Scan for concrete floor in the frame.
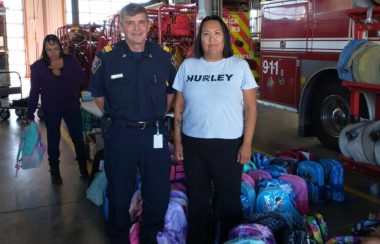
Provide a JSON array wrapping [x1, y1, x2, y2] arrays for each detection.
[[0, 104, 379, 244]]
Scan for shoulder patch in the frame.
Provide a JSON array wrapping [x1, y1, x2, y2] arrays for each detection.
[[91, 56, 102, 74], [103, 45, 112, 53]]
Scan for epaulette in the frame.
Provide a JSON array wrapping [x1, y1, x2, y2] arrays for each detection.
[[162, 45, 170, 53], [102, 45, 113, 53]]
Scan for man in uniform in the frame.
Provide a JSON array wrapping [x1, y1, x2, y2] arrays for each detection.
[[89, 3, 176, 243]]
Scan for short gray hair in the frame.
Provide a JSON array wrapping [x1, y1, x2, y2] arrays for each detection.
[[119, 3, 148, 20]]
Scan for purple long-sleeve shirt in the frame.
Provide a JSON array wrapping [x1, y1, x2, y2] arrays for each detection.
[[27, 55, 85, 120]]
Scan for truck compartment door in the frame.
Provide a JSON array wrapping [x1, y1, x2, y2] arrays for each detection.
[[260, 56, 299, 107]]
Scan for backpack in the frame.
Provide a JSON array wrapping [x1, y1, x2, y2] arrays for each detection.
[[278, 174, 309, 215], [241, 182, 256, 220], [263, 164, 288, 178], [228, 223, 276, 244], [249, 212, 290, 238], [256, 179, 304, 227], [352, 219, 380, 236], [170, 162, 186, 182], [242, 173, 255, 188], [251, 153, 270, 169], [270, 157, 298, 174], [305, 213, 329, 243], [297, 161, 325, 204], [171, 14, 192, 36], [328, 235, 361, 244], [16, 121, 46, 175], [247, 169, 272, 185], [86, 170, 107, 206], [129, 222, 141, 244], [224, 237, 265, 243], [157, 199, 187, 244], [281, 230, 311, 244], [319, 159, 345, 202], [276, 147, 314, 162], [243, 160, 257, 173]]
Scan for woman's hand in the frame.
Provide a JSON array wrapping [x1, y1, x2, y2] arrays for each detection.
[[237, 144, 251, 164], [174, 142, 184, 162]]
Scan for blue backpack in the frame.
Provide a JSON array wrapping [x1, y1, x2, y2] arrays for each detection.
[[256, 179, 304, 227], [319, 159, 345, 202], [16, 121, 46, 175], [263, 164, 288, 178], [243, 160, 258, 173], [241, 182, 256, 219], [297, 161, 325, 204], [251, 153, 270, 169]]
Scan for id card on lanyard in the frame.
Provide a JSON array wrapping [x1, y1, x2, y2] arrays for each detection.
[[153, 121, 163, 149]]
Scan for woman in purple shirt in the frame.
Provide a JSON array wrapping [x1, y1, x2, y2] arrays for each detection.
[[27, 34, 88, 185]]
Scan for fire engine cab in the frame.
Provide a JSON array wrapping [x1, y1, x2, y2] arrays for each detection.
[[256, 0, 380, 149]]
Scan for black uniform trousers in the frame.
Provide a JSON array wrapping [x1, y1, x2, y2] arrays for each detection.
[[43, 107, 86, 169], [104, 122, 171, 244], [182, 134, 243, 244]]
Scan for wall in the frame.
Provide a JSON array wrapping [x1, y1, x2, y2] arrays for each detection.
[[24, 0, 64, 77]]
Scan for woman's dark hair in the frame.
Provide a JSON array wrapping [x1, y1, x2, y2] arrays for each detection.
[[41, 34, 65, 65], [194, 15, 233, 59]]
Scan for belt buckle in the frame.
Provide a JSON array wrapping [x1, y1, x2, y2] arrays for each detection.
[[138, 121, 146, 130]]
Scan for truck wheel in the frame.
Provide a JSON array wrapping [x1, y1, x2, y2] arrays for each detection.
[[0, 109, 10, 120], [312, 81, 350, 150]]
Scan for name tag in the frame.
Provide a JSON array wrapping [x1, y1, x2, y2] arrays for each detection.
[[110, 73, 123, 79]]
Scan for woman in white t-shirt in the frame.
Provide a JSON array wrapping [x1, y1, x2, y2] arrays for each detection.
[[173, 15, 258, 243]]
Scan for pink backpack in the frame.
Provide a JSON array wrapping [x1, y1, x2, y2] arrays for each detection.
[[279, 174, 309, 215], [242, 173, 255, 188], [129, 222, 141, 244], [248, 170, 272, 185], [170, 163, 185, 182]]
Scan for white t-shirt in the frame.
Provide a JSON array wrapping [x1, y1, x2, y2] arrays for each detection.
[[173, 56, 258, 139]]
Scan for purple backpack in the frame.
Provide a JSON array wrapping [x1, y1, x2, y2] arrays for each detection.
[[228, 223, 276, 244], [279, 174, 309, 215], [157, 191, 188, 244]]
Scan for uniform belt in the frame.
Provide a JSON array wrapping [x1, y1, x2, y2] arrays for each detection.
[[125, 118, 164, 130]]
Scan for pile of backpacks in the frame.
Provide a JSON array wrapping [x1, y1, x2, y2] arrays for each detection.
[[231, 147, 347, 243], [87, 145, 380, 243]]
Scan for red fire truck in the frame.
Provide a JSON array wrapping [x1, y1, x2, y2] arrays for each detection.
[[255, 0, 380, 149]]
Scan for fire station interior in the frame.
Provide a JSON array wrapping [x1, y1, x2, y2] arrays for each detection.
[[1, 0, 380, 243]]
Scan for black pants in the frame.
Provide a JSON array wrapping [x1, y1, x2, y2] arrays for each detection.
[[104, 122, 170, 244], [43, 108, 86, 170], [182, 134, 243, 244]]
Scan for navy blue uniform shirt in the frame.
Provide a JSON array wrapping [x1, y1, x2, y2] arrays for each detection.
[[89, 41, 176, 122]]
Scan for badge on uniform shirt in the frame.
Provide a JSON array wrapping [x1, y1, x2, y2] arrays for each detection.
[[91, 56, 102, 74], [110, 73, 123, 79]]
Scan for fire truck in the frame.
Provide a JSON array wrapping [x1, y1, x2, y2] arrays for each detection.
[[255, 0, 380, 149]]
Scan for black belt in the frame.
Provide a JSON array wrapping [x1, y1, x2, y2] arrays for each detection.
[[125, 118, 164, 130]]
